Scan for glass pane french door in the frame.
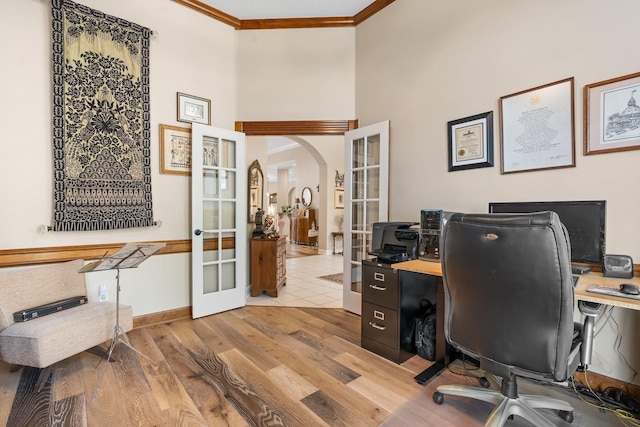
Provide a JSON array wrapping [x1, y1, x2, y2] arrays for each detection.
[[343, 121, 390, 314], [191, 123, 246, 319]]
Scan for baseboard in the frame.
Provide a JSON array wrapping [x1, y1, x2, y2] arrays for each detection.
[[133, 306, 191, 329], [573, 369, 640, 406]]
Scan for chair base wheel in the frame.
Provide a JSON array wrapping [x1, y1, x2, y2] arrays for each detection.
[[479, 376, 491, 388], [559, 410, 574, 423], [432, 391, 444, 405]]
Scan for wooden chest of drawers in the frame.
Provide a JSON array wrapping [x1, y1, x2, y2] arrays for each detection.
[[290, 209, 317, 245], [251, 236, 286, 297]]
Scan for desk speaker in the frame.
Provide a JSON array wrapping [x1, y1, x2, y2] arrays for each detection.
[[602, 254, 634, 279]]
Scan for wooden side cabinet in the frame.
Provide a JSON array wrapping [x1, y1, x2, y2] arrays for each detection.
[[289, 209, 317, 246], [251, 236, 287, 297]]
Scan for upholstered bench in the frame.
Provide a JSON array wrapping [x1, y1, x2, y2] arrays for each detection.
[[0, 259, 133, 390]]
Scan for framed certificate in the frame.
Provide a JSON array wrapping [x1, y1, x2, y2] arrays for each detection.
[[448, 111, 494, 172], [499, 78, 575, 174]]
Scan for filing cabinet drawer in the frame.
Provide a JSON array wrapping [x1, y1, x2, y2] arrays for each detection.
[[361, 302, 399, 349], [363, 265, 399, 308]]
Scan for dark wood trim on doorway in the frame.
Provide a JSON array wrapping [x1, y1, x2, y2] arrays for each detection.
[[235, 120, 358, 136]]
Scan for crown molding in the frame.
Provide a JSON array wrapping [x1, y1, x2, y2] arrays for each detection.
[[354, 0, 395, 25], [173, 0, 241, 28], [174, 0, 394, 30]]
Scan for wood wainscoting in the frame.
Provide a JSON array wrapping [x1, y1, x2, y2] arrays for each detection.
[[0, 237, 233, 269]]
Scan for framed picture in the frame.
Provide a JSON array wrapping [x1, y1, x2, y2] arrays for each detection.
[[334, 188, 344, 209], [584, 71, 640, 155], [159, 124, 191, 175], [499, 77, 575, 174], [177, 92, 211, 125], [448, 111, 494, 172]]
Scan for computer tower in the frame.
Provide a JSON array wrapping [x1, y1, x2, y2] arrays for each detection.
[[418, 210, 454, 261]]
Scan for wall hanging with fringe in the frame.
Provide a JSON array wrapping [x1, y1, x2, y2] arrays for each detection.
[[51, 0, 153, 231]]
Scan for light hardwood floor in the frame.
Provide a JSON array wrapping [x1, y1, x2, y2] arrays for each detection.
[[0, 306, 629, 426]]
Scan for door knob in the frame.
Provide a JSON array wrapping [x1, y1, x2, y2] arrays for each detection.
[[194, 229, 202, 236]]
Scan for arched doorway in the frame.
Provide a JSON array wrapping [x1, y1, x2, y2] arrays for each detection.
[[237, 120, 357, 252]]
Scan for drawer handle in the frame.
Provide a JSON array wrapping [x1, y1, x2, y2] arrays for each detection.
[[374, 272, 385, 281], [369, 322, 386, 331], [369, 284, 386, 291]]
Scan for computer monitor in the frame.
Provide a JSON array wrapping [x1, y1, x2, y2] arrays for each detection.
[[488, 200, 606, 265]]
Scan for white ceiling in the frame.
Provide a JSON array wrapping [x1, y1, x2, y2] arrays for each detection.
[[198, 0, 377, 20]]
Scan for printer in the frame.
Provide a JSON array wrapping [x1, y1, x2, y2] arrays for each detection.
[[368, 221, 419, 263]]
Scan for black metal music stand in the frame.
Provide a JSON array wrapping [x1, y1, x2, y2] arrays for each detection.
[[80, 242, 165, 399]]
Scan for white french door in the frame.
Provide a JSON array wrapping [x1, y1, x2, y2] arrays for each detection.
[[343, 121, 390, 314], [191, 123, 247, 319]]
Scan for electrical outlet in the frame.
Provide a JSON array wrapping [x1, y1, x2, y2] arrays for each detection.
[[98, 284, 108, 302]]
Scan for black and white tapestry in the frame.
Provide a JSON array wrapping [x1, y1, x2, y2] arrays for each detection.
[[52, 0, 153, 231]]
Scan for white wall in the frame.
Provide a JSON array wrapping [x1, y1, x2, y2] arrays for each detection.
[[236, 28, 356, 120], [0, 4, 355, 316], [355, 0, 640, 386], [6, 0, 634, 387], [235, 27, 355, 250], [0, 0, 237, 315], [298, 135, 346, 239]]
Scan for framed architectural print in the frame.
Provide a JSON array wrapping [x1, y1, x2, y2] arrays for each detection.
[[177, 92, 211, 125], [499, 77, 575, 174], [448, 111, 494, 172], [159, 124, 191, 175], [584, 71, 640, 155]]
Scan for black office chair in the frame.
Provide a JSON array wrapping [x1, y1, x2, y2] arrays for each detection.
[[433, 211, 599, 427]]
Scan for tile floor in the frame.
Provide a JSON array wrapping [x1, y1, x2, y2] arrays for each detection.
[[246, 252, 344, 308]]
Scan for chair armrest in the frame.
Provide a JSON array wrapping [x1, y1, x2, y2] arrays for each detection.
[[578, 300, 605, 369]]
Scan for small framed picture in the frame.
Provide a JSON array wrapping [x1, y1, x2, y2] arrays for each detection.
[[334, 188, 344, 209], [177, 92, 211, 125], [584, 71, 640, 155], [448, 111, 494, 172], [159, 124, 191, 175]]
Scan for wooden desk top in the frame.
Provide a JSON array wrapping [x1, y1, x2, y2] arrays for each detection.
[[394, 259, 640, 311], [394, 259, 442, 276], [574, 273, 640, 311]]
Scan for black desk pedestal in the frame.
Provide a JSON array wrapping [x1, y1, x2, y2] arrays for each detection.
[[361, 260, 443, 367], [397, 269, 451, 385]]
